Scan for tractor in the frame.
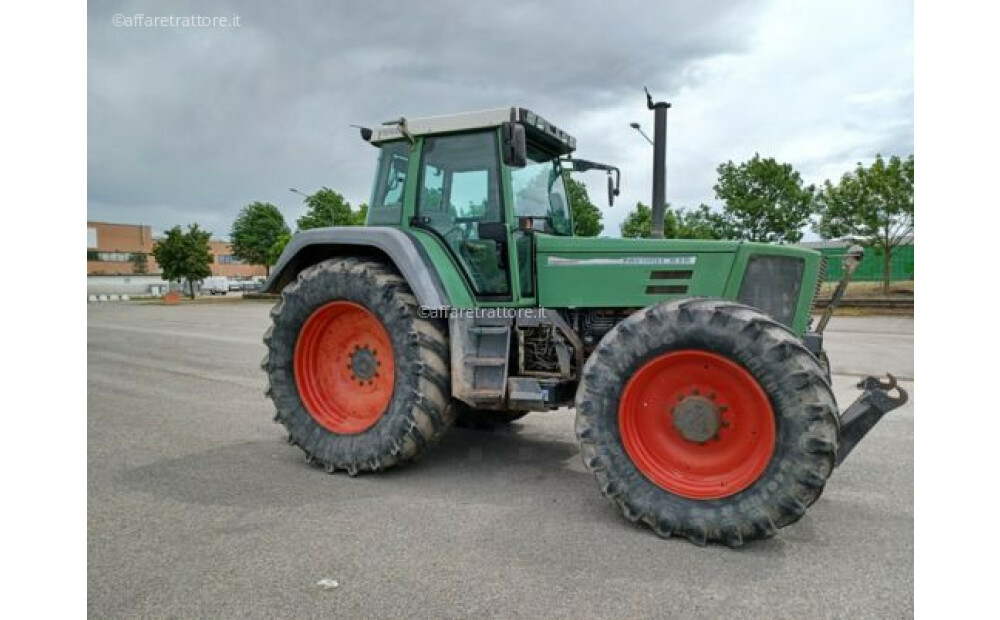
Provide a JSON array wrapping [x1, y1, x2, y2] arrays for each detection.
[[261, 93, 907, 546]]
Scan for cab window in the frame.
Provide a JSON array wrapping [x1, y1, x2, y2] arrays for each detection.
[[369, 141, 409, 225], [510, 146, 572, 235]]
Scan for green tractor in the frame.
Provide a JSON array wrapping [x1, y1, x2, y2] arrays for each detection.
[[262, 94, 906, 546]]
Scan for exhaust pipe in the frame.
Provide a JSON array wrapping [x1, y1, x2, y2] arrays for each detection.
[[646, 88, 672, 239]]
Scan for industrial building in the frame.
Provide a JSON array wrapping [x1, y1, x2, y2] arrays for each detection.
[[87, 221, 266, 296]]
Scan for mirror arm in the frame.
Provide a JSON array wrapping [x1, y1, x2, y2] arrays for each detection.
[[563, 158, 621, 206]]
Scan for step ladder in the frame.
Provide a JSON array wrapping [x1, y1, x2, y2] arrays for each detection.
[[451, 319, 511, 408]]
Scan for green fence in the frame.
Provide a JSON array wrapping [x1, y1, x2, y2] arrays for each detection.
[[817, 244, 913, 282]]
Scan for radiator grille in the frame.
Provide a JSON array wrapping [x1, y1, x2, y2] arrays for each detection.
[[737, 256, 805, 327], [810, 256, 827, 315]]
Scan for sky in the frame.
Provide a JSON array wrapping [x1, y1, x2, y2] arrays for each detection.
[[88, 0, 913, 239]]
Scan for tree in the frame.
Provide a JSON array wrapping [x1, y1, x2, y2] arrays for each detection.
[[816, 154, 914, 294], [714, 154, 815, 243], [152, 224, 213, 299], [231, 202, 289, 275], [296, 187, 366, 230], [620, 202, 731, 239], [677, 204, 734, 240], [267, 231, 293, 267], [353, 203, 369, 226], [621, 202, 654, 238], [564, 176, 604, 236]]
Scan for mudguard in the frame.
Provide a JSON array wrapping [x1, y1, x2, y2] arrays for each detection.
[[263, 227, 450, 309]]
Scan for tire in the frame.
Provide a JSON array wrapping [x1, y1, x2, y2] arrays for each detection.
[[262, 257, 454, 475], [452, 401, 528, 429], [575, 298, 839, 546]]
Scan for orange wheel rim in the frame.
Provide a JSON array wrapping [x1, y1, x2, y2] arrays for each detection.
[[618, 350, 775, 499], [294, 301, 395, 434]]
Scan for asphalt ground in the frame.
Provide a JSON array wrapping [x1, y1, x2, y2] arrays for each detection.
[[88, 302, 913, 619]]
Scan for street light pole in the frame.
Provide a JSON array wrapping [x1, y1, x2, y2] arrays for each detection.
[[289, 187, 312, 200], [629, 122, 654, 146]]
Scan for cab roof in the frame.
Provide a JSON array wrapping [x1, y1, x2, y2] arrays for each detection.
[[367, 107, 577, 154]]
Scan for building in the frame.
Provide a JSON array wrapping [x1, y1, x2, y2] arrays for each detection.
[[87, 221, 157, 275], [208, 240, 267, 279], [87, 221, 266, 279]]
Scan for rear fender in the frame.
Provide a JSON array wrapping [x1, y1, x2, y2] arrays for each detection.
[[263, 227, 450, 309]]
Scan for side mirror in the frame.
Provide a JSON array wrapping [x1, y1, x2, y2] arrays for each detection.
[[501, 122, 527, 168], [607, 170, 621, 206]]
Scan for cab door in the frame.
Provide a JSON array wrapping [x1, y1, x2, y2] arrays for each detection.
[[413, 130, 512, 299]]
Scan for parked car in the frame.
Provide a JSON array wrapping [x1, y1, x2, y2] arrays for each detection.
[[202, 277, 230, 295]]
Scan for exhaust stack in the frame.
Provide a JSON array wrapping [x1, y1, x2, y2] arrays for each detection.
[[646, 89, 672, 239]]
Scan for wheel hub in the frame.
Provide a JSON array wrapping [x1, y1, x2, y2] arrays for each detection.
[[672, 395, 721, 443], [617, 349, 776, 499], [349, 345, 379, 383], [294, 301, 395, 435]]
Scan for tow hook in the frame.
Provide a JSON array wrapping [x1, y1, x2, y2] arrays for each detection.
[[835, 373, 909, 467]]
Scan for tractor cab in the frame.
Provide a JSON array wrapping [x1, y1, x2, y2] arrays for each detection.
[[364, 108, 609, 300]]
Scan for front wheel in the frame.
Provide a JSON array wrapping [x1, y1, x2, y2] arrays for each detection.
[[575, 298, 838, 546]]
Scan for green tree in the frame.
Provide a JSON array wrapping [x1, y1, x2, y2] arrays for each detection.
[[564, 176, 604, 236], [621, 202, 656, 238], [816, 154, 914, 294], [714, 154, 815, 243], [267, 231, 293, 267], [677, 204, 733, 240], [620, 202, 731, 239], [231, 202, 289, 275], [152, 224, 213, 299], [354, 203, 369, 226], [296, 187, 366, 230]]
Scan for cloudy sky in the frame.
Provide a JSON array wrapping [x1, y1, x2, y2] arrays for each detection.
[[88, 0, 913, 238]]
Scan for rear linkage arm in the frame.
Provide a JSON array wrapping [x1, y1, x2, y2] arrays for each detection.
[[835, 373, 909, 467]]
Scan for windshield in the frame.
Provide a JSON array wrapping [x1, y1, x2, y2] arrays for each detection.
[[510, 146, 572, 235]]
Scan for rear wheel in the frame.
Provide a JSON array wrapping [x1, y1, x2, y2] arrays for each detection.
[[575, 298, 838, 546], [263, 257, 454, 474]]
